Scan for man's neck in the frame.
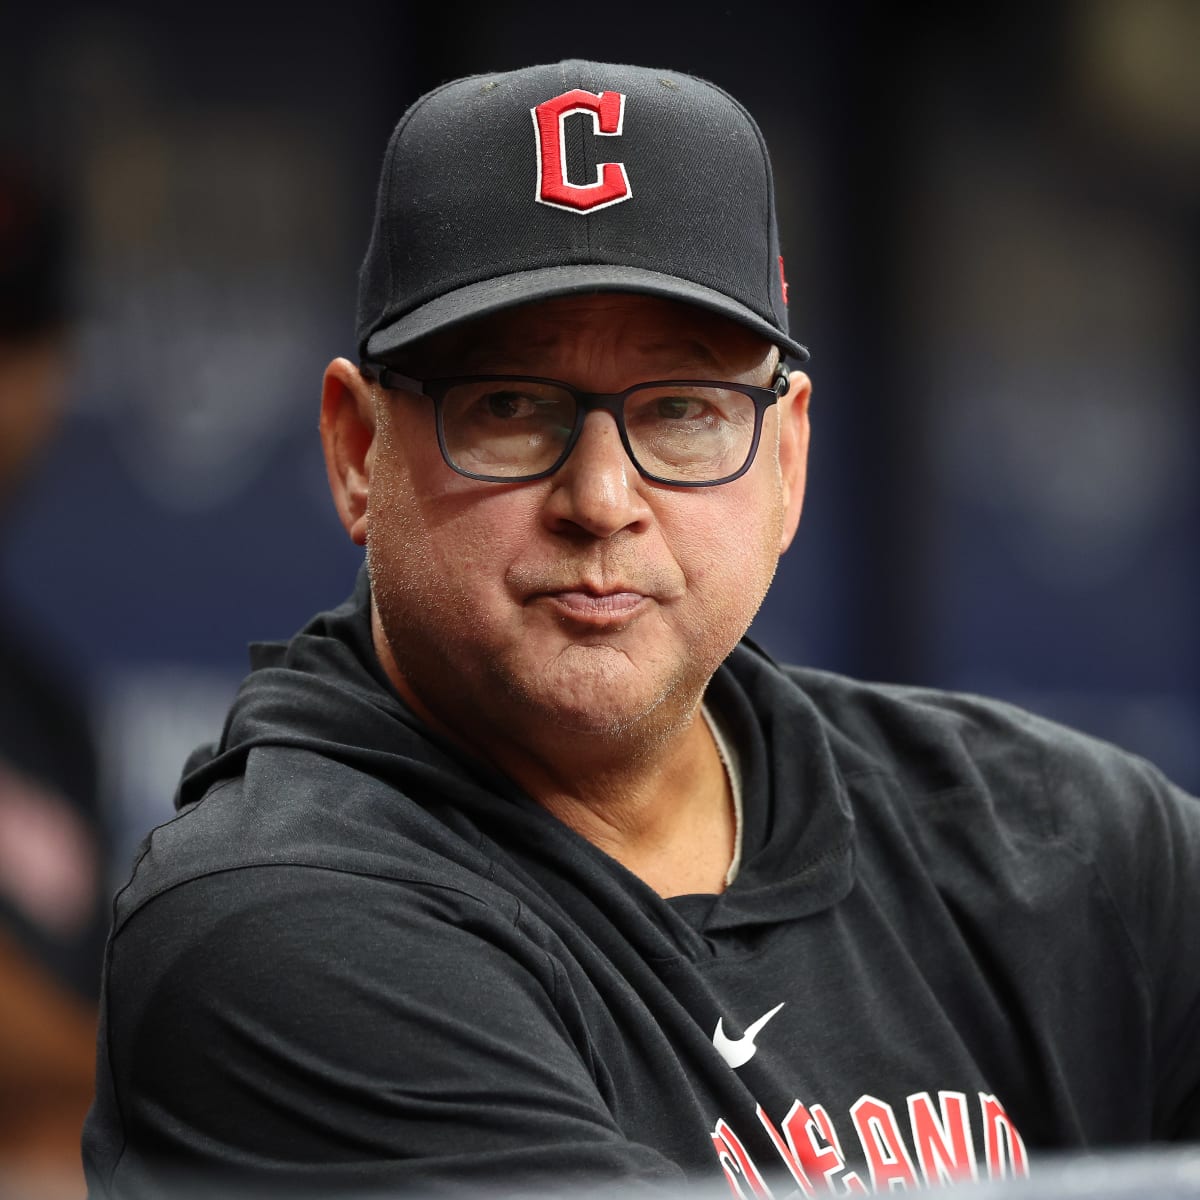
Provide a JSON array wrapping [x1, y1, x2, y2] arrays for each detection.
[[505, 713, 736, 898]]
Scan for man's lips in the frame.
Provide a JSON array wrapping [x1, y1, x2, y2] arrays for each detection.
[[529, 586, 653, 624], [545, 590, 646, 616]]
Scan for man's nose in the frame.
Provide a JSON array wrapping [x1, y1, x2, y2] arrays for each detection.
[[541, 411, 652, 538]]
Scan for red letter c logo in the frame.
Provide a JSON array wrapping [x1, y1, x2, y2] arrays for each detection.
[[532, 89, 631, 213]]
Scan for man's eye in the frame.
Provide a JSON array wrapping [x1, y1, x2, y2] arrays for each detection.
[[655, 396, 705, 421], [482, 391, 537, 419]]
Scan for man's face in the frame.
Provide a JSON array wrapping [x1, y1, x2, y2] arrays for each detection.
[[326, 293, 810, 760]]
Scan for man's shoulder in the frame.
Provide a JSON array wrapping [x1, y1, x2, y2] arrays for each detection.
[[779, 660, 1196, 858], [786, 660, 1108, 760], [111, 742, 509, 939]]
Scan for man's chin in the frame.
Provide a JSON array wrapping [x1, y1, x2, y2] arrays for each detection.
[[495, 649, 692, 745]]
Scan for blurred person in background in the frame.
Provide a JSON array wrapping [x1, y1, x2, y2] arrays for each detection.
[[0, 162, 109, 1196]]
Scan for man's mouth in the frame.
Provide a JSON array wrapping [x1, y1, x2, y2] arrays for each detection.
[[545, 590, 646, 617], [529, 584, 652, 625]]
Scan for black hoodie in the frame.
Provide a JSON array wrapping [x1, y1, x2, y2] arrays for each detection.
[[83, 569, 1200, 1197]]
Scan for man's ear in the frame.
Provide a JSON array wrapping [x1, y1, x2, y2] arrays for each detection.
[[320, 357, 378, 547], [776, 369, 812, 554]]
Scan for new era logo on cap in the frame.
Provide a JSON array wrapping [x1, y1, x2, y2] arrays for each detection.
[[356, 60, 808, 363]]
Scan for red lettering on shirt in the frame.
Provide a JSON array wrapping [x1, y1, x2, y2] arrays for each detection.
[[712, 1117, 774, 1199], [850, 1096, 921, 1192], [711, 1087, 1028, 1194], [981, 1092, 1029, 1180], [908, 1091, 978, 1185]]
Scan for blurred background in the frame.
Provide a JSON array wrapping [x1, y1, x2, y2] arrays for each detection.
[[0, 0, 1197, 1189]]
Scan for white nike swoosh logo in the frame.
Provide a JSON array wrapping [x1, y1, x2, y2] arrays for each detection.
[[712, 1002, 785, 1068]]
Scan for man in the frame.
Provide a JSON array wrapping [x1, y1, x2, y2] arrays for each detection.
[[83, 61, 1200, 1197]]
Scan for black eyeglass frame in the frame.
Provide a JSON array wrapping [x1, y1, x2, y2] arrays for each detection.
[[359, 361, 791, 487]]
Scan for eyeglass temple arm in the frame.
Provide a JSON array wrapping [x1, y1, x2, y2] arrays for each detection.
[[360, 362, 424, 393], [772, 360, 791, 395]]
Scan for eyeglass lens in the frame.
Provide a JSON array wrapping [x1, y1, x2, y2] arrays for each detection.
[[439, 380, 758, 482]]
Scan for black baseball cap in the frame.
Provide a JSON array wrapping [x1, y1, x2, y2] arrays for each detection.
[[356, 60, 808, 363]]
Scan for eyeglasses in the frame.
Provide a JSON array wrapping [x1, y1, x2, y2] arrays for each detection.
[[359, 362, 790, 487]]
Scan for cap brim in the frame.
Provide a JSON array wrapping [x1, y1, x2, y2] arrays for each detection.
[[363, 264, 809, 362]]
